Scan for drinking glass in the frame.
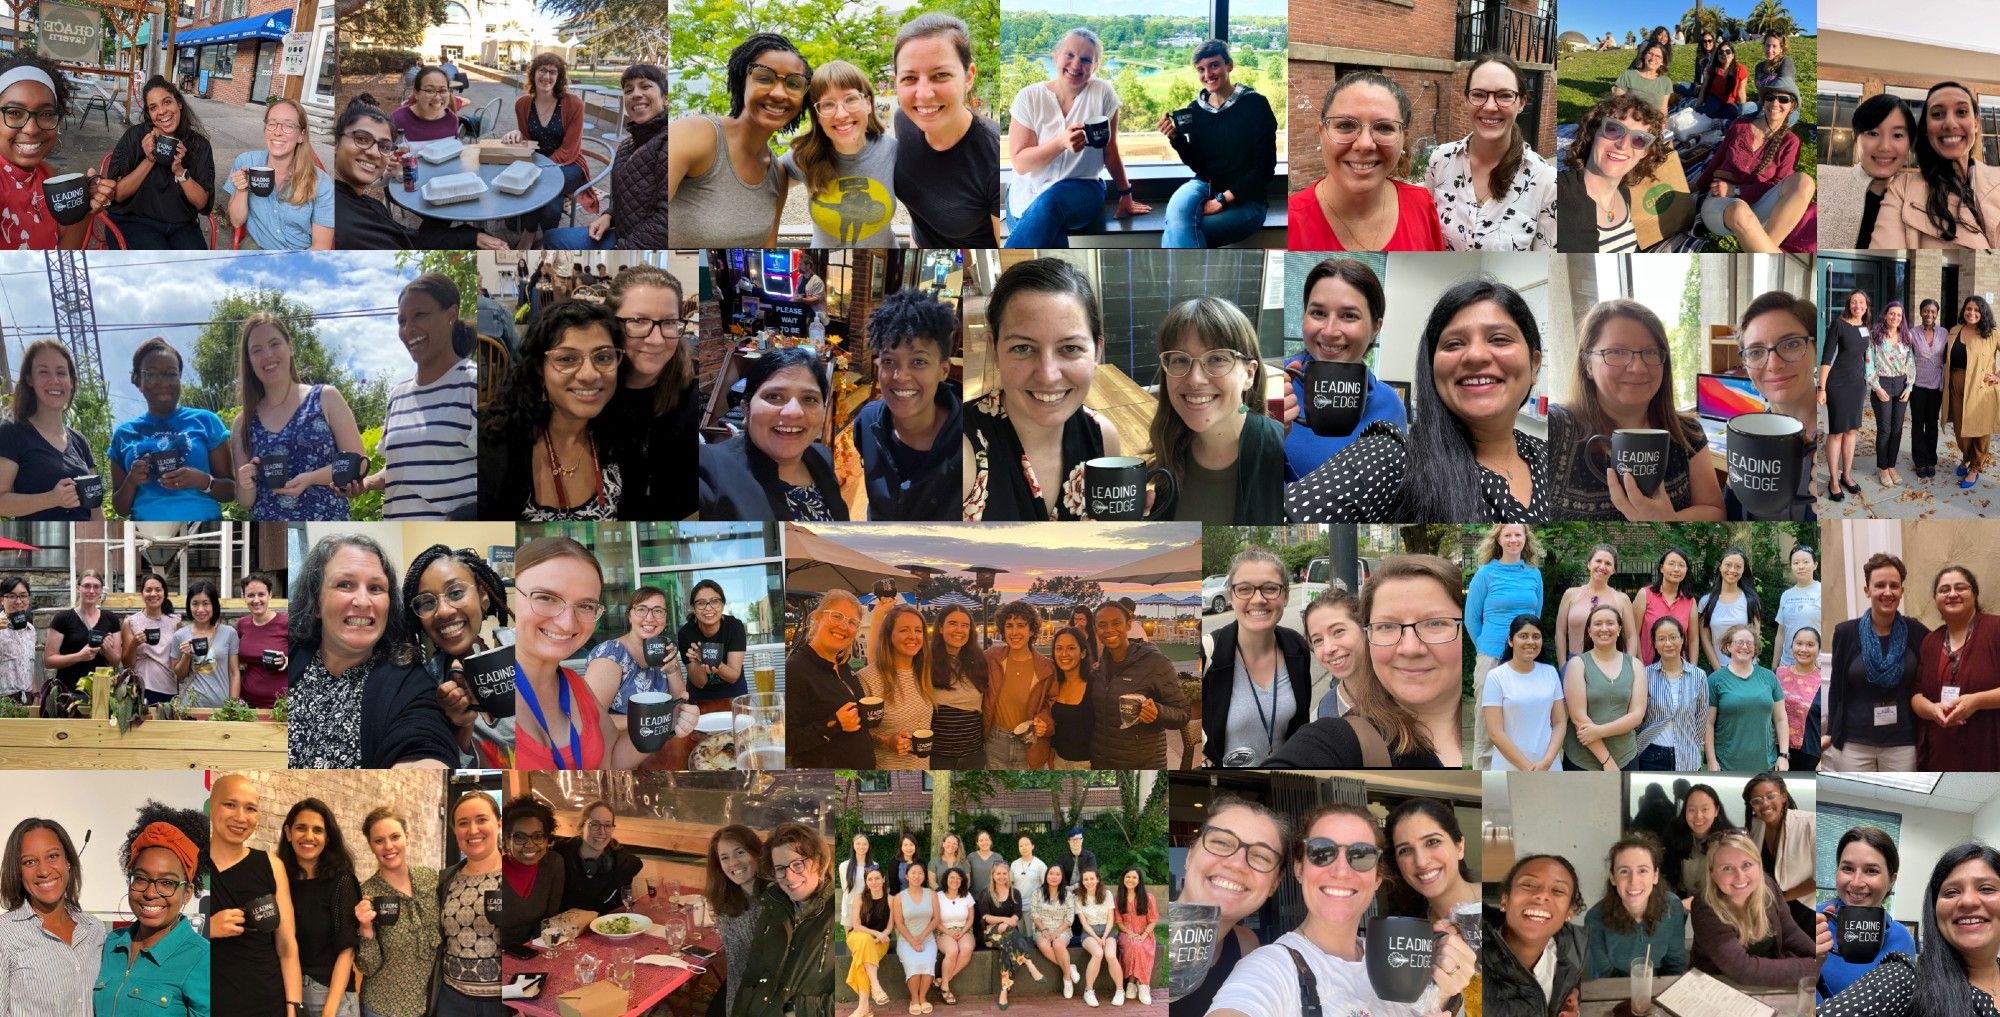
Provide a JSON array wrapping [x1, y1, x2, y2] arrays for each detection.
[[575, 951, 602, 985], [1629, 958, 1654, 1016], [664, 915, 689, 953], [612, 949, 637, 991], [733, 692, 784, 769]]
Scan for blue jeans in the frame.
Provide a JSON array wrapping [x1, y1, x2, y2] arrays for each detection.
[[984, 727, 1030, 768], [108, 211, 206, 249], [532, 160, 589, 231], [1628, 742, 1678, 771], [436, 985, 504, 1017], [545, 225, 616, 249], [303, 974, 358, 1017], [1003, 178, 1105, 248], [1161, 179, 1266, 248], [1698, 96, 1740, 121]]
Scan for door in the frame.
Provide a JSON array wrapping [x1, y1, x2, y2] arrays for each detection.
[[1944, 265, 1962, 328], [249, 40, 274, 102]]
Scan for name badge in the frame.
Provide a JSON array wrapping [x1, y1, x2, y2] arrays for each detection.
[[1858, 326, 1870, 337], [1943, 686, 1962, 705], [1875, 704, 1898, 726]]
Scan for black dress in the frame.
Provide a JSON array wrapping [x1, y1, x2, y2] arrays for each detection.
[[1823, 319, 1870, 433], [210, 848, 284, 1017], [963, 394, 1104, 521]]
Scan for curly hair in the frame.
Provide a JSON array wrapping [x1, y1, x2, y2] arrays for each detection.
[[289, 533, 410, 653], [1962, 295, 1997, 340], [121, 799, 210, 881], [400, 544, 512, 655], [868, 286, 958, 359], [526, 51, 569, 99], [725, 34, 809, 132], [0, 50, 71, 121], [138, 74, 207, 140], [503, 795, 556, 839], [481, 298, 624, 452], [1563, 93, 1670, 182], [994, 600, 1040, 640]]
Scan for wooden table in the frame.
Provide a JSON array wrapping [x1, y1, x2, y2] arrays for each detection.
[[505, 912, 720, 1017], [1580, 975, 1811, 1017]]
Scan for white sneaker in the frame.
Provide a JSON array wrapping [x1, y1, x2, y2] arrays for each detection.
[[1112, 989, 1125, 1007], [1084, 990, 1099, 1008], [1070, 964, 1082, 984], [1063, 977, 1073, 999], [1138, 985, 1151, 1005]]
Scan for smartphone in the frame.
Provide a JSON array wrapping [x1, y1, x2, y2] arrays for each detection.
[[683, 945, 717, 964], [502, 943, 540, 960]]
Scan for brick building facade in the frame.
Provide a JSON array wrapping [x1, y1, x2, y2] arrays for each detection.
[[235, 769, 451, 880], [1288, 0, 1558, 192], [176, 0, 308, 107]]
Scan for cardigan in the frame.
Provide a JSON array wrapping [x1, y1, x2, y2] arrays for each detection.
[[1555, 167, 1633, 253], [286, 643, 458, 768], [1914, 614, 2000, 771], [1200, 621, 1312, 763], [1746, 807, 1815, 900], [1827, 614, 1929, 749], [697, 433, 848, 523], [1153, 412, 1285, 523], [1688, 875, 1818, 987], [514, 93, 586, 167]]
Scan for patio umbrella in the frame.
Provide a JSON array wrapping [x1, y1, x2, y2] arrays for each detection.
[[0, 536, 40, 552], [1089, 543, 1199, 585], [1019, 592, 1073, 607], [927, 591, 980, 608], [784, 523, 906, 591]]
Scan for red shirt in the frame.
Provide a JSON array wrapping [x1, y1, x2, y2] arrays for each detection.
[[1287, 179, 1445, 251], [516, 665, 607, 770], [1704, 62, 1748, 103], [235, 611, 289, 708], [0, 160, 59, 250]]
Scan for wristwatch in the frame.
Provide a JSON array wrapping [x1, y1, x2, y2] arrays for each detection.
[[1116, 185, 1134, 197]]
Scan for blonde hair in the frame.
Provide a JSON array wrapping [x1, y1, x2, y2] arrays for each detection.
[[1700, 831, 1772, 946], [790, 60, 883, 198], [869, 603, 933, 715], [265, 99, 319, 206], [1473, 524, 1543, 567]]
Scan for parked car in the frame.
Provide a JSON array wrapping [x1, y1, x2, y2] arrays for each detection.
[[1202, 574, 1228, 614]]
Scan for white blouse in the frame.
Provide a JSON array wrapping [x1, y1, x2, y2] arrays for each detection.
[[1007, 79, 1120, 218], [1424, 136, 1557, 251]]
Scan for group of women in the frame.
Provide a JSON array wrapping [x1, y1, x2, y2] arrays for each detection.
[[0, 805, 209, 1015], [1486, 773, 1827, 1016], [839, 832, 1158, 1011], [1817, 289, 2000, 497], [669, 18, 999, 249], [1289, 56, 1556, 251], [1180, 794, 1477, 1017], [0, 568, 288, 713], [1469, 531, 1822, 774], [788, 588, 1187, 771], [1825, 551, 2000, 772]]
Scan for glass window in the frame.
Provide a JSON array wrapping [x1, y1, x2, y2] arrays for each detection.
[[640, 522, 781, 567], [203, 45, 233, 79], [313, 8, 334, 102], [857, 773, 893, 793]]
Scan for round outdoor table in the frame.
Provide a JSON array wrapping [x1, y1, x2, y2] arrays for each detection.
[[389, 150, 564, 223]]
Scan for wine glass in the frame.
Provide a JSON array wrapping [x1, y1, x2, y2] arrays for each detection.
[[664, 914, 688, 953], [621, 882, 638, 914]]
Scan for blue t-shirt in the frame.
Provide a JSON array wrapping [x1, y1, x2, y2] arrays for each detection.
[[1818, 899, 1915, 1001], [109, 405, 229, 520], [1774, 582, 1822, 669], [223, 150, 335, 250], [1281, 352, 1408, 481], [1466, 559, 1545, 658]]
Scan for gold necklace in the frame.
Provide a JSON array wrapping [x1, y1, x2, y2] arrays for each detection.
[[1320, 180, 1391, 249]]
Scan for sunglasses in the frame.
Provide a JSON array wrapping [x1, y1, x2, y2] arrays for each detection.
[[1302, 837, 1380, 871], [1597, 119, 1657, 151], [1760, 93, 1796, 106]]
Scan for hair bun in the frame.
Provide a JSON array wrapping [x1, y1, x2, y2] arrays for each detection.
[[349, 93, 380, 110]]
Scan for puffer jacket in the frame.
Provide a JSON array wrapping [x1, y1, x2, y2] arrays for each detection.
[[613, 114, 667, 249], [736, 876, 836, 1017], [1090, 639, 1190, 768], [1481, 907, 1586, 1017]]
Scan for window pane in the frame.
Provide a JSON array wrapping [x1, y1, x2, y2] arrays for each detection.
[[1227, 7, 1288, 163]]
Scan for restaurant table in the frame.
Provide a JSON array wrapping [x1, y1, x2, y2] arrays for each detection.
[[506, 905, 721, 1017], [389, 150, 564, 223], [1580, 974, 1812, 1017]]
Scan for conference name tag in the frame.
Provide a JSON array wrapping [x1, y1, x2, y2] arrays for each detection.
[[1875, 705, 1898, 726]]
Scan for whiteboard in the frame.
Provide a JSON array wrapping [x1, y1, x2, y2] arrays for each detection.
[[8, 770, 209, 916]]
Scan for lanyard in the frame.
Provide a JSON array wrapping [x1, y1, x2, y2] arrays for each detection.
[[518, 663, 582, 770], [1247, 663, 1277, 756]]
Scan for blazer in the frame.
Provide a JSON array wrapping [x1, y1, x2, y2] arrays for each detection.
[[1555, 167, 1631, 253], [1746, 807, 1815, 899], [1200, 621, 1313, 764], [1872, 165, 2000, 249], [1826, 614, 1929, 749], [697, 434, 848, 523]]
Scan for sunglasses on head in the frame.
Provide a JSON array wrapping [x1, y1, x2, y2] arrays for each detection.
[[1302, 837, 1380, 871], [1597, 119, 1657, 151]]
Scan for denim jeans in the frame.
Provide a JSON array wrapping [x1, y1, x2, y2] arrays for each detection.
[[436, 985, 505, 1017], [545, 225, 617, 249], [1161, 179, 1265, 248], [1628, 742, 1678, 771], [931, 746, 986, 769], [984, 727, 1031, 768], [1003, 178, 1105, 248], [303, 974, 359, 1017], [533, 160, 590, 231]]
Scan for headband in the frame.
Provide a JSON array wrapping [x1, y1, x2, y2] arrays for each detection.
[[128, 821, 198, 882], [0, 66, 58, 101]]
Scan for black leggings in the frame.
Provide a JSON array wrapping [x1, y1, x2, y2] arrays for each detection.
[[1873, 376, 1908, 469]]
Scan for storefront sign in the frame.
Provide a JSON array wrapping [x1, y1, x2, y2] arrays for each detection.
[[38, 1, 101, 64]]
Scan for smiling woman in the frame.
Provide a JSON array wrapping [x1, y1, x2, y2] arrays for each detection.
[[698, 346, 847, 522], [668, 33, 807, 248], [478, 300, 643, 520]]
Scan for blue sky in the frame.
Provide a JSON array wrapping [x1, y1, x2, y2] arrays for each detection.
[[1561, 0, 1816, 42], [0, 251, 429, 422]]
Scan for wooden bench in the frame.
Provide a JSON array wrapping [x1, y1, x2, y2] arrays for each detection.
[[832, 939, 1166, 1002]]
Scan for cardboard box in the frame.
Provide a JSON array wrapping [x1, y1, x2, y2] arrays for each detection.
[[557, 979, 627, 1017], [478, 138, 537, 163]]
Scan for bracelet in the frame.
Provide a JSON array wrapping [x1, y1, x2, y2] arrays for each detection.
[[1116, 185, 1133, 197]]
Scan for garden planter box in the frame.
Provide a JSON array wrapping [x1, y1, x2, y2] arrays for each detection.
[[0, 717, 287, 769]]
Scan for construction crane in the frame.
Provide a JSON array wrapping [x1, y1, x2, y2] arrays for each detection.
[[44, 252, 108, 395]]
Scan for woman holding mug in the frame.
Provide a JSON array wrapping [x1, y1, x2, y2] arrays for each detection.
[[103, 75, 213, 249], [1381, 798, 1482, 1005], [1287, 72, 1444, 251], [1144, 296, 1282, 523], [98, 816, 207, 1017], [698, 346, 846, 522], [1174, 795, 1286, 1014], [787, 590, 872, 769], [400, 545, 513, 768], [1688, 830, 1827, 986], [230, 312, 363, 521], [1584, 832, 1688, 977], [1826, 553, 1926, 771], [1003, 28, 1147, 247], [0, 578, 36, 705], [680, 580, 748, 708], [0, 51, 116, 249], [1814, 826, 1916, 1003], [354, 807, 441, 1017], [1819, 842, 2000, 1017], [858, 603, 934, 771], [1850, 94, 1915, 248], [119, 572, 178, 706], [209, 773, 303, 1017], [583, 586, 690, 721], [278, 798, 361, 1017], [223, 97, 334, 250], [1426, 53, 1557, 250], [171, 579, 237, 709], [1913, 564, 2000, 771], [1871, 82, 2000, 249], [1709, 625, 1789, 771], [1280, 258, 1408, 480], [1562, 603, 1648, 771], [109, 337, 232, 521], [981, 601, 1055, 770], [438, 791, 504, 1017], [0, 340, 104, 520], [963, 257, 1120, 521], [1730, 292, 1822, 520], [43, 570, 118, 701], [927, 605, 987, 770]]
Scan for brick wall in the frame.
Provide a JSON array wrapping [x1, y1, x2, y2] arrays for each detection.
[[192, 0, 304, 107], [229, 770, 449, 882]]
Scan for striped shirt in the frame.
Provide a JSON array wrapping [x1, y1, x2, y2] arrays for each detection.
[[1638, 660, 1710, 771], [382, 358, 478, 518], [0, 903, 105, 1017], [1597, 219, 1639, 253]]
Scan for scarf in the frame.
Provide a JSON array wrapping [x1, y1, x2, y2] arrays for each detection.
[[1859, 614, 1909, 689]]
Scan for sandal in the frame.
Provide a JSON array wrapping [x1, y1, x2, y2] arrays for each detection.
[[872, 991, 890, 1006], [940, 989, 957, 1006], [921, 1005, 933, 1014]]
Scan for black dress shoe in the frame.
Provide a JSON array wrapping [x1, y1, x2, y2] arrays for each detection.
[[1828, 488, 1845, 502], [1842, 477, 1863, 494]]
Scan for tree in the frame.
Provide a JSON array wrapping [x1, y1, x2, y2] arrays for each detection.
[[392, 251, 477, 319], [1673, 258, 1702, 410], [1025, 575, 1104, 611], [188, 289, 337, 415], [340, 0, 452, 50], [914, 573, 978, 602], [906, 0, 1000, 111], [1624, 30, 1637, 46], [1202, 526, 1242, 577], [1112, 65, 1153, 135], [669, 0, 899, 119], [1744, 0, 1794, 38]]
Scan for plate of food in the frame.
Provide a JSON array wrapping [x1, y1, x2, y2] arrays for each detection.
[[689, 730, 735, 770], [590, 913, 652, 940]]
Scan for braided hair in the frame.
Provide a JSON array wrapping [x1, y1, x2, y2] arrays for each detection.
[[400, 544, 513, 658]]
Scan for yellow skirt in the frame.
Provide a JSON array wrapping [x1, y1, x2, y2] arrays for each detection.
[[847, 929, 890, 997]]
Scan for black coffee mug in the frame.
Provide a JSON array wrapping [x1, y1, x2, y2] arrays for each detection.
[[627, 691, 682, 753], [483, 888, 504, 920], [702, 641, 724, 666], [1837, 904, 1887, 963], [41, 172, 90, 226], [859, 697, 885, 727], [910, 728, 934, 756], [190, 637, 209, 657], [1083, 116, 1110, 148], [1726, 412, 1806, 518], [1084, 456, 1175, 521], [144, 627, 160, 646], [1364, 915, 1436, 1004], [87, 630, 105, 648], [643, 636, 669, 668], [152, 135, 179, 163], [261, 648, 282, 667], [1586, 428, 1672, 497], [245, 893, 280, 934], [1170, 109, 1195, 135], [149, 448, 184, 476], [1303, 360, 1368, 437], [246, 166, 275, 197], [258, 453, 291, 490], [73, 474, 103, 508], [330, 451, 367, 487], [6, 611, 26, 630], [373, 895, 401, 927], [460, 642, 516, 719]]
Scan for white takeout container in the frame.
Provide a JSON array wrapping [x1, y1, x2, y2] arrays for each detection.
[[422, 172, 489, 204], [493, 160, 541, 195], [418, 138, 466, 164]]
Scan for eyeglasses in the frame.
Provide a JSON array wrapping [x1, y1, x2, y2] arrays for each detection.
[[1597, 119, 1656, 151], [128, 872, 189, 897], [1302, 837, 1381, 871], [749, 63, 808, 96], [547, 348, 623, 374], [693, 597, 725, 608], [1321, 117, 1404, 144], [776, 857, 816, 877], [1760, 93, 1796, 106], [1196, 826, 1283, 873], [507, 832, 549, 846], [1467, 89, 1519, 108], [620, 316, 688, 339], [629, 605, 667, 620], [1160, 350, 1249, 379], [0, 106, 60, 130], [814, 94, 871, 117], [265, 119, 302, 134], [1738, 334, 1813, 366], [521, 589, 607, 623], [138, 370, 180, 383], [1588, 346, 1666, 369], [1747, 791, 1785, 806], [410, 582, 474, 619], [417, 87, 452, 96], [1, 591, 29, 601], [1229, 582, 1285, 601], [585, 821, 616, 834], [345, 129, 395, 154], [1365, 617, 1464, 646]]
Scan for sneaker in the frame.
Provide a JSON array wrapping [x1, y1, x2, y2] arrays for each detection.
[[1112, 989, 1125, 1006], [1070, 964, 1082, 984], [1138, 986, 1151, 1005], [1063, 977, 1073, 1000], [1084, 990, 1099, 1008]]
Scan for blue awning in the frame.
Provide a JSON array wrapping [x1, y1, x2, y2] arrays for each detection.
[[175, 9, 290, 47]]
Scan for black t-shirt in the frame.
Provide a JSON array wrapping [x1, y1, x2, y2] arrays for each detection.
[[894, 111, 999, 248], [106, 123, 215, 224], [290, 871, 361, 988], [1261, 714, 1445, 769], [0, 421, 97, 521], [1169, 923, 1246, 1017], [334, 182, 414, 249], [49, 608, 121, 692], [679, 614, 749, 701]]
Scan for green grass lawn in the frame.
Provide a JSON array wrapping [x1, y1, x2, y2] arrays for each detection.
[[1556, 37, 1817, 250]]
